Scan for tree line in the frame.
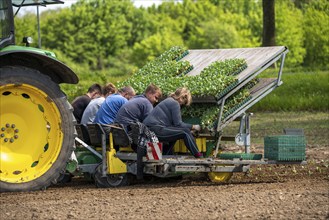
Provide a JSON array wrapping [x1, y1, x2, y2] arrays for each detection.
[[14, 0, 328, 82]]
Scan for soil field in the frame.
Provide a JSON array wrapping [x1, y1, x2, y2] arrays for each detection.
[[1, 112, 328, 220], [0, 160, 328, 220]]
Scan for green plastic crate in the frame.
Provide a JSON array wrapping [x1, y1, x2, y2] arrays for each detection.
[[264, 135, 306, 161]]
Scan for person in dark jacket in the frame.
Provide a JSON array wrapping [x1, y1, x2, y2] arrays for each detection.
[[115, 83, 162, 129], [71, 83, 102, 123], [143, 87, 202, 158]]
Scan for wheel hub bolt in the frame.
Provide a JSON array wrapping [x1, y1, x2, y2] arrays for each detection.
[[1, 124, 20, 142]]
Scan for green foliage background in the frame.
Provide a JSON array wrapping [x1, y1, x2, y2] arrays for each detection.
[[251, 69, 329, 111], [14, 0, 329, 111]]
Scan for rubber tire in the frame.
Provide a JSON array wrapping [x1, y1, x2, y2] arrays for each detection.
[[94, 164, 130, 188], [58, 173, 73, 184], [0, 66, 76, 192]]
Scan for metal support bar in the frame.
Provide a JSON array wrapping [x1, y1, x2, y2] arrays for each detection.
[[238, 114, 245, 135], [160, 158, 307, 165], [277, 52, 287, 86], [101, 133, 107, 177], [245, 114, 250, 153], [37, 5, 41, 48], [75, 137, 102, 159], [174, 165, 245, 173], [217, 98, 226, 133], [14, 0, 26, 16], [213, 133, 222, 159]]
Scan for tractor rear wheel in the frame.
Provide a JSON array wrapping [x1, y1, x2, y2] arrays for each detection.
[[0, 66, 75, 192]]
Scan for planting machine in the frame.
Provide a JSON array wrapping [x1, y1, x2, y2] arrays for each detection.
[[70, 46, 307, 187], [0, 0, 306, 191]]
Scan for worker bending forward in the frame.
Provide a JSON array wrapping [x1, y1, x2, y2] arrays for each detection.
[[143, 87, 203, 158]]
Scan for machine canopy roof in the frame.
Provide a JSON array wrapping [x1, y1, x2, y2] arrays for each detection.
[[12, 0, 63, 7]]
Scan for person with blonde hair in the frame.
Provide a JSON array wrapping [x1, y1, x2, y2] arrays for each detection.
[[143, 87, 203, 158]]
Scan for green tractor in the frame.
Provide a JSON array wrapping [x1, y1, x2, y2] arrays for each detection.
[[0, 0, 78, 192]]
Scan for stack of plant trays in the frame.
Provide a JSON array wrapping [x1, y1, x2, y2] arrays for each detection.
[[181, 46, 289, 132]]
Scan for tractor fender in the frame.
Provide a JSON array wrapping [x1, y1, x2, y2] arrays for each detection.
[[0, 46, 79, 84]]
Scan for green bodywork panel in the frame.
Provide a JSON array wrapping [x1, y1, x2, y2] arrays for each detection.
[[75, 149, 102, 165], [0, 45, 57, 59]]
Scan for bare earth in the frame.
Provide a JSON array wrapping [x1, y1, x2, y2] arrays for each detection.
[[1, 144, 328, 220]]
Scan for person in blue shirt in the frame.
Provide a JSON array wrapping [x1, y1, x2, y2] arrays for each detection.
[[94, 86, 135, 134], [143, 87, 202, 158], [115, 84, 162, 130]]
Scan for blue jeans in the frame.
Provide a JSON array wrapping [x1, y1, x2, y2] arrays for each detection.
[[148, 126, 200, 156]]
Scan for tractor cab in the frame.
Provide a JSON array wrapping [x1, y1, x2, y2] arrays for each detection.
[[11, 0, 64, 14], [1, 0, 64, 48], [0, 0, 15, 48]]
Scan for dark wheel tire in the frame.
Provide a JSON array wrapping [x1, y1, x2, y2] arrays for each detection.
[[58, 173, 73, 184], [0, 66, 76, 192], [94, 164, 130, 188]]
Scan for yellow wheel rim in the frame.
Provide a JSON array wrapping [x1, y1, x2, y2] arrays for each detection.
[[207, 149, 233, 183], [208, 171, 233, 183], [0, 84, 63, 183]]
